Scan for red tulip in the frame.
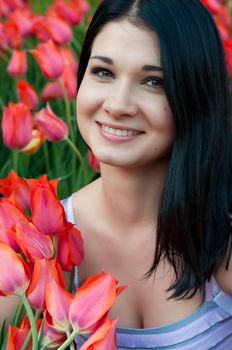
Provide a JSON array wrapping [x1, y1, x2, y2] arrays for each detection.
[[69, 272, 126, 332], [2, 102, 33, 150], [88, 150, 100, 172], [14, 221, 54, 261], [7, 50, 27, 77], [32, 15, 50, 42], [0, 170, 30, 211], [28, 174, 66, 235], [6, 0, 27, 11], [34, 104, 68, 142], [0, 243, 30, 296], [17, 80, 39, 111], [30, 40, 64, 80], [27, 259, 65, 311], [57, 223, 84, 271], [21, 128, 45, 155], [4, 21, 22, 49], [79, 319, 117, 350]]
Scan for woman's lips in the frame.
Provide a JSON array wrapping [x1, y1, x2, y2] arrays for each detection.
[[96, 122, 144, 142]]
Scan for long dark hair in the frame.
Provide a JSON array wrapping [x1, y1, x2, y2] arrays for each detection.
[[77, 0, 232, 298]]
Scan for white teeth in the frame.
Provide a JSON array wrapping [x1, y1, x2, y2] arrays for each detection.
[[101, 125, 140, 137]]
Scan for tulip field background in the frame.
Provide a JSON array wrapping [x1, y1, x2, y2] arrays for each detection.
[[0, 0, 231, 200]]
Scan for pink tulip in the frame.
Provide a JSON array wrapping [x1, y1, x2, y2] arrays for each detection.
[[42, 81, 64, 101], [14, 221, 54, 261], [79, 319, 117, 350], [2, 102, 33, 150], [61, 65, 77, 99], [0, 243, 30, 296], [17, 80, 39, 111], [27, 259, 65, 311], [48, 0, 82, 26], [40, 315, 66, 349], [34, 104, 68, 142], [69, 272, 126, 332], [8, 9, 34, 37], [7, 50, 27, 77], [46, 280, 73, 331], [30, 40, 64, 80], [45, 15, 72, 45], [60, 47, 78, 72]]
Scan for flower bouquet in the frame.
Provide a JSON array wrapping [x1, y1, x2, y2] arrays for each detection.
[[0, 171, 125, 349]]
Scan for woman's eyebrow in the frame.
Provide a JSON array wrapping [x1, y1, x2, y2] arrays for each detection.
[[90, 55, 163, 71]]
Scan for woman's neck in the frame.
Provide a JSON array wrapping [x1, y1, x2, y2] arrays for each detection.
[[98, 160, 170, 232]]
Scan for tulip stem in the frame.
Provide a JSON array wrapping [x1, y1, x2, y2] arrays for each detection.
[[65, 328, 76, 350], [58, 79, 75, 142], [20, 293, 38, 350], [65, 137, 87, 185], [12, 151, 18, 173], [21, 310, 41, 350], [57, 329, 78, 350]]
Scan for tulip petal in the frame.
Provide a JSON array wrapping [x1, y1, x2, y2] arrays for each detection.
[[69, 273, 123, 331], [0, 243, 30, 296], [46, 280, 73, 330]]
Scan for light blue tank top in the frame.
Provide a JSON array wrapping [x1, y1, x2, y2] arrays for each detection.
[[62, 196, 232, 349]]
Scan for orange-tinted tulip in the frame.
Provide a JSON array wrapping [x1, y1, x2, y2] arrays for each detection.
[[21, 128, 45, 155], [17, 80, 39, 111], [60, 47, 78, 72], [46, 280, 73, 331], [6, 325, 30, 350], [0, 243, 30, 296], [8, 9, 34, 37], [60, 65, 77, 100], [0, 199, 27, 250], [79, 319, 117, 350], [14, 221, 54, 261], [28, 175, 66, 235], [57, 223, 84, 271], [7, 50, 27, 77], [27, 259, 65, 311], [69, 272, 126, 332], [34, 104, 68, 142], [30, 40, 64, 80], [2, 102, 33, 150], [0, 170, 30, 211]]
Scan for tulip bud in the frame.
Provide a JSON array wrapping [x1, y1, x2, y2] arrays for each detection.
[[1, 102, 33, 150], [7, 50, 27, 78]]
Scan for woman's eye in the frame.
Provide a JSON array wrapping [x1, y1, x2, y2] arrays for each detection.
[[144, 78, 164, 89], [91, 68, 113, 79]]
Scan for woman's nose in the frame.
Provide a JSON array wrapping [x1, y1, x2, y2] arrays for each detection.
[[102, 82, 138, 119]]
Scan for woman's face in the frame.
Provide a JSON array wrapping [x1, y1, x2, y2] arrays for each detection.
[[76, 20, 175, 169]]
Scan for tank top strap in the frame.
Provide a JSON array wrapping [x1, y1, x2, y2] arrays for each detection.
[[61, 195, 76, 225], [205, 275, 232, 315]]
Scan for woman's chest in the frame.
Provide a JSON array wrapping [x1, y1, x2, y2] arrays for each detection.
[[77, 231, 204, 329]]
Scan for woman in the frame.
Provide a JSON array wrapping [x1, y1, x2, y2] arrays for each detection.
[[62, 0, 232, 348]]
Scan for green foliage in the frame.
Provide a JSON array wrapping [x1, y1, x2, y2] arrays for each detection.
[[0, 0, 100, 198]]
